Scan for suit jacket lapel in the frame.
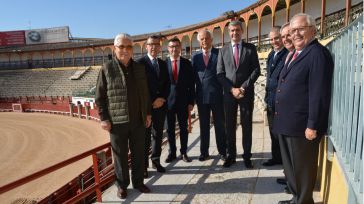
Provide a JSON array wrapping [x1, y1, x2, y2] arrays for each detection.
[[236, 41, 246, 72], [282, 40, 317, 78]]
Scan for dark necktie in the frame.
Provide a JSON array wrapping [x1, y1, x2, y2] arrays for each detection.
[[234, 44, 239, 68], [152, 58, 160, 77]]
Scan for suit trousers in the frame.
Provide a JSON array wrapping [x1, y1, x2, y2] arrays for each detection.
[[278, 134, 321, 204], [167, 107, 189, 155], [267, 108, 282, 163], [197, 102, 226, 156], [224, 95, 254, 160], [145, 105, 167, 167], [110, 122, 145, 189]]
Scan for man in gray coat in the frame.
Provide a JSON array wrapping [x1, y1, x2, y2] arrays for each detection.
[[217, 20, 261, 168]]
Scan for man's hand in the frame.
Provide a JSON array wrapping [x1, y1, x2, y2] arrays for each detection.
[[145, 115, 152, 128], [152, 97, 166, 109], [188, 104, 194, 112], [305, 128, 317, 140], [231, 88, 243, 99], [100, 120, 111, 132]]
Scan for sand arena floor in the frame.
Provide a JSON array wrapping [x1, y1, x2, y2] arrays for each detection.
[[0, 112, 109, 203]]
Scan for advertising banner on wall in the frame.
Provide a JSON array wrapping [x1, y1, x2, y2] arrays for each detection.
[[0, 31, 25, 46], [25, 26, 69, 45]]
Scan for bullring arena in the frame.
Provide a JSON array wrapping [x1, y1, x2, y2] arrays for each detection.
[[0, 0, 362, 203], [0, 112, 108, 203]]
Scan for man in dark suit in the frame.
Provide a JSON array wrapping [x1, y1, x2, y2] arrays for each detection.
[[262, 26, 288, 167], [217, 20, 261, 168], [273, 13, 334, 204], [137, 35, 170, 178], [165, 37, 195, 163], [192, 30, 226, 162]]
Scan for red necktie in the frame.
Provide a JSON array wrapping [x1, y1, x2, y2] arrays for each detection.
[[285, 51, 294, 64], [234, 44, 239, 67], [173, 60, 178, 82], [291, 51, 298, 62], [287, 51, 299, 68], [203, 52, 209, 67]]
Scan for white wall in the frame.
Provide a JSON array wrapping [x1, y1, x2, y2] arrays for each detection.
[[275, 7, 287, 27], [248, 17, 258, 38], [305, 0, 323, 19], [326, 0, 346, 14], [290, 2, 301, 19], [261, 13, 273, 36]]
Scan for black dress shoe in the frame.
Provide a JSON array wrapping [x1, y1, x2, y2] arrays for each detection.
[[223, 158, 236, 168], [134, 184, 151, 193], [284, 186, 292, 194], [244, 159, 254, 169], [117, 187, 127, 199], [181, 154, 192, 162], [152, 161, 166, 173], [276, 178, 287, 185], [278, 199, 295, 204], [165, 154, 176, 163], [262, 159, 282, 166], [198, 154, 209, 161]]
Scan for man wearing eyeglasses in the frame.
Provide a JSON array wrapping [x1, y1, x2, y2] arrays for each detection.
[[273, 14, 334, 204], [137, 35, 170, 178], [165, 37, 195, 163], [95, 33, 152, 199]]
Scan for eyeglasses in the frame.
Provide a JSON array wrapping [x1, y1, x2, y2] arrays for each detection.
[[147, 43, 160, 46], [115, 45, 133, 50], [289, 26, 313, 35]]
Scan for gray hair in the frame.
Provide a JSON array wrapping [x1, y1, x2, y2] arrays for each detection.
[[280, 22, 290, 33], [290, 13, 316, 27], [114, 33, 133, 46], [228, 20, 244, 29], [197, 30, 213, 41], [270, 26, 281, 34]]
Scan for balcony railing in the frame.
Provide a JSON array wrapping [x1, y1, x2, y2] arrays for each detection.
[[326, 15, 363, 204]]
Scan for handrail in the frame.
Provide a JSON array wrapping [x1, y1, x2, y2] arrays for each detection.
[[0, 142, 111, 194]]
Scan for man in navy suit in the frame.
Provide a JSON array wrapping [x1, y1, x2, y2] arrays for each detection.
[[217, 20, 261, 168], [165, 37, 195, 163], [273, 13, 334, 204], [262, 26, 288, 167], [192, 30, 226, 162], [137, 35, 170, 178]]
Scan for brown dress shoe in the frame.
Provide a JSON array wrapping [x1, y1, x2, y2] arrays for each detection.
[[181, 154, 192, 162], [117, 187, 127, 199], [135, 184, 151, 193]]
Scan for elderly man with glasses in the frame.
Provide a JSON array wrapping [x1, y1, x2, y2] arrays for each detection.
[[273, 14, 334, 204], [95, 33, 152, 199]]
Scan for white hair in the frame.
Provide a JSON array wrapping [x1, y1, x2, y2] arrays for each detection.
[[114, 33, 133, 46], [280, 22, 290, 33], [290, 13, 316, 27], [197, 30, 213, 42]]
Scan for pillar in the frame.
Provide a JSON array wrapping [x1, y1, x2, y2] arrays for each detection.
[[320, 0, 326, 36], [345, 0, 351, 26]]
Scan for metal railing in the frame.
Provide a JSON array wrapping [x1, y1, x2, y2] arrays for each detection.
[[326, 15, 363, 204]]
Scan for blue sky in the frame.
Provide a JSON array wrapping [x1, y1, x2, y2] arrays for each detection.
[[0, 0, 256, 39]]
